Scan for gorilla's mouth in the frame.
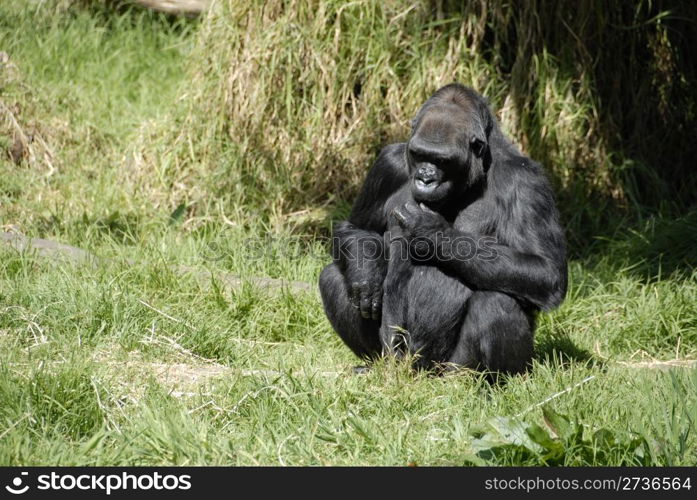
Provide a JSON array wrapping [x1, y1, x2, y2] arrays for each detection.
[[414, 177, 440, 189], [414, 178, 436, 190], [412, 177, 451, 203]]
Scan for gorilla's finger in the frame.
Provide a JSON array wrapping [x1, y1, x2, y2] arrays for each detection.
[[370, 294, 382, 320], [352, 281, 371, 318], [359, 292, 372, 319], [419, 202, 435, 214], [392, 208, 408, 227], [404, 201, 420, 214], [350, 283, 361, 309]]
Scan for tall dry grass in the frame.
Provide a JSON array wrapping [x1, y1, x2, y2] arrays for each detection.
[[128, 0, 695, 237]]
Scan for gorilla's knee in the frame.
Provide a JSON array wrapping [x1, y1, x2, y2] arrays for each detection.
[[319, 263, 381, 360], [319, 263, 344, 315], [477, 293, 533, 374], [451, 292, 533, 375]]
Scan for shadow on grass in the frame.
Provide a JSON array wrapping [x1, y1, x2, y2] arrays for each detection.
[[32, 210, 143, 245], [534, 332, 597, 369], [577, 209, 697, 280]]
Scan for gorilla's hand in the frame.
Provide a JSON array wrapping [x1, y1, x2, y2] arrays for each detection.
[[392, 202, 450, 262], [348, 272, 383, 320], [392, 202, 449, 238]]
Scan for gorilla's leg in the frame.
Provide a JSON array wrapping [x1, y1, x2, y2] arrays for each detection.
[[378, 230, 413, 357], [401, 266, 472, 369], [448, 291, 535, 374], [319, 263, 382, 360]]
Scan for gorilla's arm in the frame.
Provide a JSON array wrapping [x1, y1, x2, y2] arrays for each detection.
[[396, 161, 567, 311], [333, 144, 409, 319]]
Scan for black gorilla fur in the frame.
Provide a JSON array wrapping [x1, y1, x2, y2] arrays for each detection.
[[319, 84, 567, 374]]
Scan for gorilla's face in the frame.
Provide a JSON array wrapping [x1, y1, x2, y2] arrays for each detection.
[[407, 101, 488, 207]]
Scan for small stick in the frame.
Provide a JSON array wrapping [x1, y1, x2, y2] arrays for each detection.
[[137, 298, 300, 348], [138, 299, 194, 329], [516, 375, 596, 417], [0, 413, 32, 440]]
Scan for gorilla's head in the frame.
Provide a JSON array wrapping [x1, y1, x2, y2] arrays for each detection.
[[407, 84, 493, 207]]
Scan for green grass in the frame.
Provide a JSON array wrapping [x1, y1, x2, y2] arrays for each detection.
[[0, 240, 695, 465], [0, 1, 195, 238], [1, 1, 696, 466]]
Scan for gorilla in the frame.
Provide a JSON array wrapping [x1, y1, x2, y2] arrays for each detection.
[[319, 84, 567, 374]]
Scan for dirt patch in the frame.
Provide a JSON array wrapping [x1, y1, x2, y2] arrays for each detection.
[[134, 361, 228, 388]]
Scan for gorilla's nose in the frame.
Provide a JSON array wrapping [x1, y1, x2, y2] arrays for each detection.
[[416, 165, 439, 184]]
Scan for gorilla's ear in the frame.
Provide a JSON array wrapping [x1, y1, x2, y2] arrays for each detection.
[[475, 96, 495, 138]]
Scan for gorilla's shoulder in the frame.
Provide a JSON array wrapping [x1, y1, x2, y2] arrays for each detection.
[[492, 152, 552, 197], [499, 152, 545, 177]]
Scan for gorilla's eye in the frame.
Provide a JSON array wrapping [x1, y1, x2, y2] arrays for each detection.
[[409, 151, 426, 164], [471, 138, 486, 158]]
